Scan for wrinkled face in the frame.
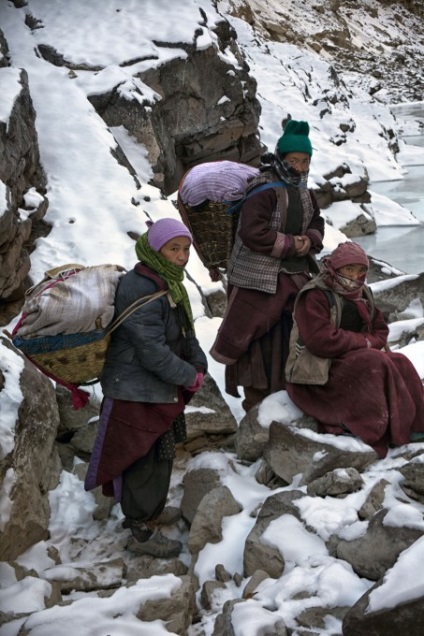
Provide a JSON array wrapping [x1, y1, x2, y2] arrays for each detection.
[[284, 152, 311, 173], [337, 264, 368, 281], [159, 236, 191, 267]]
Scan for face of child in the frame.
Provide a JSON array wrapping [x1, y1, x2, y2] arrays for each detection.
[[337, 264, 368, 281], [159, 236, 191, 267]]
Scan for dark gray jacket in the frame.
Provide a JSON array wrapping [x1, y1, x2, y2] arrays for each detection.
[[100, 266, 207, 403]]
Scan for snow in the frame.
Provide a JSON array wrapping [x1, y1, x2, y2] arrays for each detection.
[[365, 191, 421, 226], [325, 200, 373, 232], [0, 0, 424, 634], [367, 536, 424, 612], [0, 341, 24, 460]]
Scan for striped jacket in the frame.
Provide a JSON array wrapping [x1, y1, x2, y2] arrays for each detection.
[[227, 174, 324, 294]]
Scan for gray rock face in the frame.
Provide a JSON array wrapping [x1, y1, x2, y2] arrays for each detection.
[[306, 467, 364, 498], [182, 467, 222, 524], [88, 21, 262, 194], [399, 461, 424, 503], [0, 68, 48, 313], [0, 338, 60, 561], [372, 273, 424, 324], [0, 28, 9, 67], [343, 581, 424, 636], [138, 574, 197, 635], [338, 211, 377, 238], [184, 373, 238, 446]]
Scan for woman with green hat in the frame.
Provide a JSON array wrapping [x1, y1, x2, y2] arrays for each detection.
[[210, 119, 325, 412]]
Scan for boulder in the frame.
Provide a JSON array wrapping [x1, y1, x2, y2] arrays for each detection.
[[306, 467, 364, 498], [188, 485, 242, 555], [335, 508, 424, 580], [264, 420, 378, 486], [243, 490, 304, 578], [0, 339, 61, 561], [181, 467, 222, 524], [235, 404, 270, 462]]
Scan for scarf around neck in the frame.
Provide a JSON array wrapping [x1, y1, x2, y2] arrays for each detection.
[[319, 258, 372, 329], [272, 152, 309, 189], [135, 232, 194, 329]]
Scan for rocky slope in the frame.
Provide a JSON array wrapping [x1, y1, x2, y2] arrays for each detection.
[[220, 0, 424, 105], [1, 1, 424, 635]]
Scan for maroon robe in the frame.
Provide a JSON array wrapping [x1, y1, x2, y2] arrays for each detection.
[[286, 289, 424, 457]]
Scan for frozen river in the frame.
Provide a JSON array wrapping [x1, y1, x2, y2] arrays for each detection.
[[355, 103, 424, 275]]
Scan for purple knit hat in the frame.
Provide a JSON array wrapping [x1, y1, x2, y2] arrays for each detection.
[[146, 218, 192, 252], [329, 242, 369, 270]]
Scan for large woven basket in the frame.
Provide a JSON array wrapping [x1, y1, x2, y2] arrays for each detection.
[[12, 329, 111, 385], [178, 199, 237, 270], [9, 288, 168, 387]]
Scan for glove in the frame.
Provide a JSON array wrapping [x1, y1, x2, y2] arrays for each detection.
[[185, 372, 204, 393]]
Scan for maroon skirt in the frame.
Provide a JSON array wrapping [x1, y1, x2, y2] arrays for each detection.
[[85, 393, 185, 496]]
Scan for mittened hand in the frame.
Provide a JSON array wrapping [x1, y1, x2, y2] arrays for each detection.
[[185, 372, 204, 393]]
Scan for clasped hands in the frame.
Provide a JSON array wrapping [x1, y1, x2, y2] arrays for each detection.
[[294, 235, 311, 256]]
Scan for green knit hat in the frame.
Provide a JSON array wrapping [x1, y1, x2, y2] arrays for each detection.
[[276, 120, 313, 156]]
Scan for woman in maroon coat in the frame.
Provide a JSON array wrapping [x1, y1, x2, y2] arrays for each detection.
[[210, 120, 324, 412], [285, 242, 424, 458]]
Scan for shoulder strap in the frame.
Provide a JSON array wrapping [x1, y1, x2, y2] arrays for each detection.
[[245, 181, 287, 199], [293, 285, 343, 348], [322, 289, 343, 329], [107, 290, 168, 334], [363, 285, 376, 320], [227, 181, 287, 215]]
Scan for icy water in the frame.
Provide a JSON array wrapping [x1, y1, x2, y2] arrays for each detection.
[[355, 104, 424, 275]]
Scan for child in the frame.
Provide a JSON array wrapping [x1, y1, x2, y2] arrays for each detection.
[[285, 241, 424, 457]]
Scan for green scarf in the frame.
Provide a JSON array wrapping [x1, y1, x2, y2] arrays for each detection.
[[135, 232, 194, 329]]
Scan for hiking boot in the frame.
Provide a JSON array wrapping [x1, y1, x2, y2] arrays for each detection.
[[129, 531, 182, 558], [122, 507, 181, 532], [122, 519, 153, 543]]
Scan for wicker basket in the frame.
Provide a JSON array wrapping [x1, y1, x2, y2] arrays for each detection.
[[178, 199, 237, 271], [12, 329, 111, 385], [8, 289, 168, 387]]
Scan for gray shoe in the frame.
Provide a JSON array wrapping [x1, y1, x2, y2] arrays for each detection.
[[122, 519, 153, 543], [130, 531, 182, 558]]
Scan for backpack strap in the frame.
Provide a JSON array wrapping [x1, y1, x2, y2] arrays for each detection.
[[324, 286, 376, 324], [294, 288, 342, 349], [107, 290, 168, 335], [363, 285, 376, 320], [226, 181, 287, 215], [322, 289, 343, 329]]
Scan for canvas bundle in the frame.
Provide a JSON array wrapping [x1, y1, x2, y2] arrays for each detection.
[[284, 331, 332, 386], [6, 263, 167, 408]]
